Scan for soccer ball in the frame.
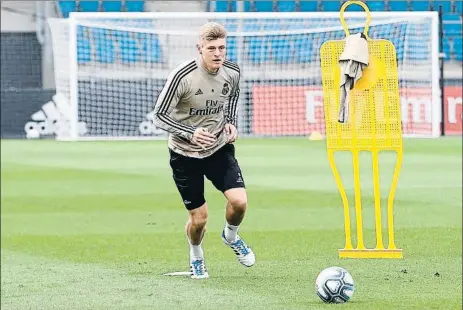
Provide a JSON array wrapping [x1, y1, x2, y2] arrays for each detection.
[[315, 266, 355, 303]]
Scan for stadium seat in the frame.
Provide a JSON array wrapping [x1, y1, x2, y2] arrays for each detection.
[[120, 44, 140, 63], [146, 39, 163, 63], [214, 0, 231, 11], [442, 13, 461, 45], [366, 1, 386, 11], [298, 0, 318, 11], [277, 0, 296, 12], [243, 22, 262, 32], [247, 37, 270, 63], [77, 39, 92, 64], [432, 1, 452, 12], [321, 1, 341, 11], [216, 18, 239, 31], [271, 38, 293, 63], [402, 22, 431, 61], [453, 37, 462, 61], [344, 0, 385, 11], [442, 37, 451, 60], [113, 31, 139, 63], [393, 40, 405, 61], [444, 19, 463, 36], [96, 39, 115, 63], [389, 0, 409, 11], [284, 19, 306, 30], [293, 37, 316, 63], [443, 13, 462, 22], [125, 1, 145, 11], [254, 0, 274, 12], [263, 23, 282, 31], [93, 29, 116, 63], [409, 38, 430, 61], [455, 0, 462, 13], [58, 1, 144, 16], [410, 0, 431, 11], [343, 1, 364, 11], [79, 1, 100, 12], [58, 1, 77, 17], [330, 29, 346, 41], [236, 0, 252, 12], [135, 33, 163, 63], [226, 37, 238, 62], [212, 0, 251, 12], [224, 22, 238, 32], [384, 22, 407, 61], [76, 26, 92, 64], [77, 25, 87, 38], [102, 1, 122, 12]]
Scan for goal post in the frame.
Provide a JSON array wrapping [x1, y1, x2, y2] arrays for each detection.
[[46, 11, 440, 141]]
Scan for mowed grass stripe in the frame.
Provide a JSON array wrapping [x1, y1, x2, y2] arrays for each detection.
[[1, 198, 460, 239], [2, 227, 460, 263]]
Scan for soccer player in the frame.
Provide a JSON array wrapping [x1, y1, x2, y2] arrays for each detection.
[[152, 22, 255, 279]]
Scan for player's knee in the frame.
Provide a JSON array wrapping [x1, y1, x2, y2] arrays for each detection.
[[191, 215, 208, 228], [189, 204, 208, 228], [228, 195, 247, 212]]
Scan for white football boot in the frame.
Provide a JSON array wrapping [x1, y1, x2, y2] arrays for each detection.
[[221, 230, 255, 267]]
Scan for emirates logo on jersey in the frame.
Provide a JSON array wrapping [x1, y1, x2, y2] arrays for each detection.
[[189, 105, 224, 116]]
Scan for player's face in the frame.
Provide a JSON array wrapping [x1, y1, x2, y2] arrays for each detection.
[[200, 38, 226, 72]]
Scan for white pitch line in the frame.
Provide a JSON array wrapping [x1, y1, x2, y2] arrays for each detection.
[[162, 271, 190, 277]]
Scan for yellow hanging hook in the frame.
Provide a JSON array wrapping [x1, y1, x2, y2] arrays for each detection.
[[340, 1, 372, 39]]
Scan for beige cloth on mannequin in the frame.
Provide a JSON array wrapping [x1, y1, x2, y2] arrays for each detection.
[[338, 33, 369, 123]]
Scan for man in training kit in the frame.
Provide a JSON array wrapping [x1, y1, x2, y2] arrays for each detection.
[[152, 22, 255, 279]]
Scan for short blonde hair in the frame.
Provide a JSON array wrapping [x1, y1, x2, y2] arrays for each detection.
[[199, 22, 227, 42]]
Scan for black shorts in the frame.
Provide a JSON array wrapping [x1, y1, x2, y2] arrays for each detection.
[[169, 143, 245, 210]]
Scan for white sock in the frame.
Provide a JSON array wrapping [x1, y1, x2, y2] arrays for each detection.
[[189, 244, 204, 261], [224, 222, 239, 242], [187, 237, 204, 261]]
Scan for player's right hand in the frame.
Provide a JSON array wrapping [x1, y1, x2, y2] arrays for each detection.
[[192, 127, 216, 148]]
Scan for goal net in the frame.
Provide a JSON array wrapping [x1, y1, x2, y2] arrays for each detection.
[[46, 11, 440, 140]]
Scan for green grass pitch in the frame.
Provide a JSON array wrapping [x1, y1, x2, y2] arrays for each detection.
[[1, 138, 461, 309]]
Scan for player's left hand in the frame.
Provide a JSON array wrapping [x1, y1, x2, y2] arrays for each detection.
[[225, 123, 237, 143]]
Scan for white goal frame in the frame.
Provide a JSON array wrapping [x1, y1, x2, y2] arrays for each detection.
[[61, 11, 440, 140]]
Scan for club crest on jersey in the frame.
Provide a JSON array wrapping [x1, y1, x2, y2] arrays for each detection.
[[222, 83, 230, 95]]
